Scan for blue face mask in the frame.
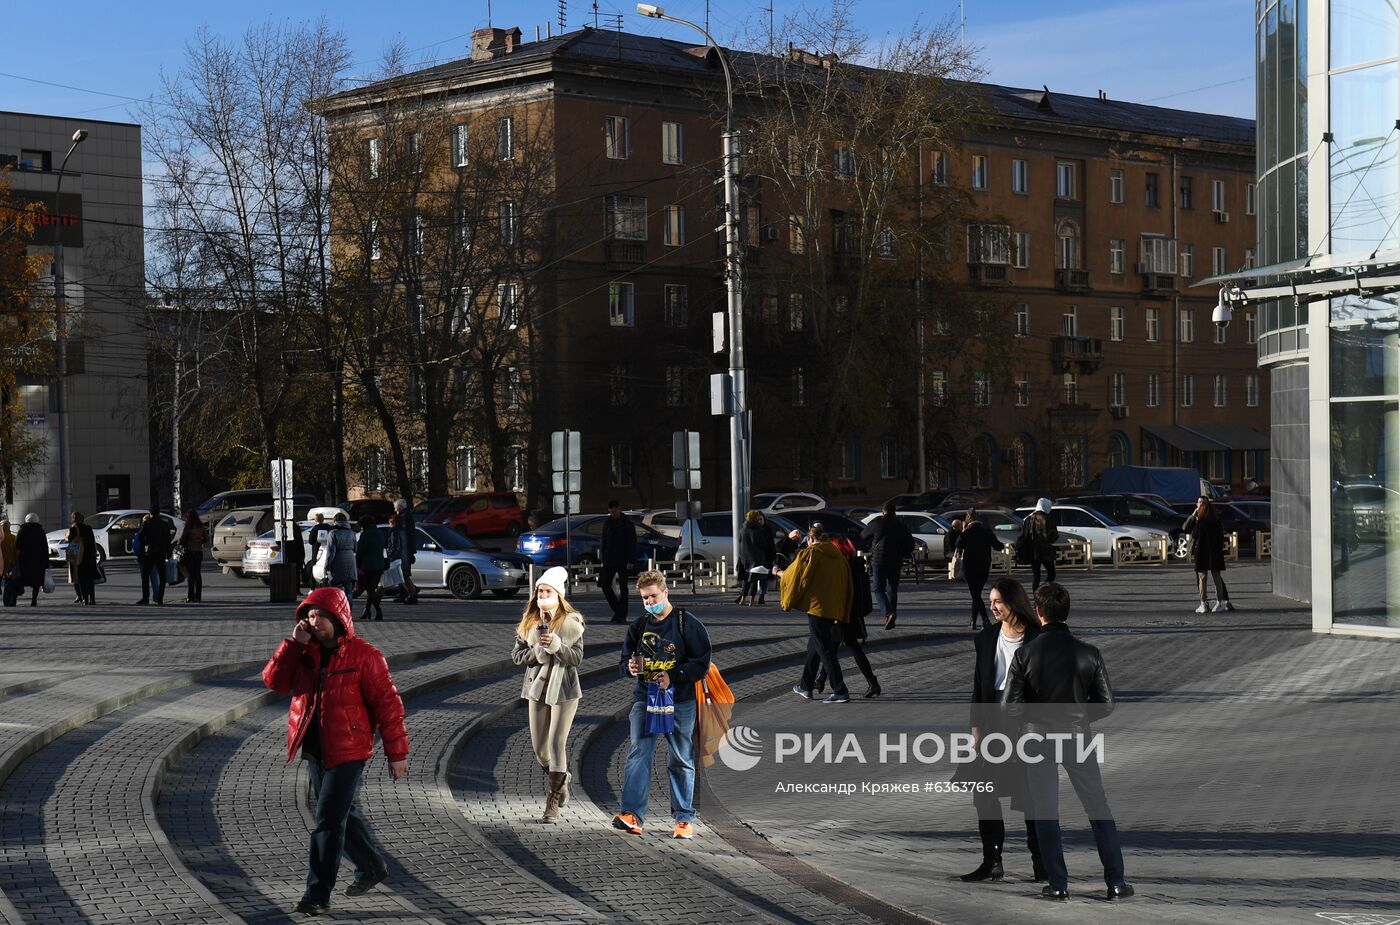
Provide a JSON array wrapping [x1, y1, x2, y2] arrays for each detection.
[[644, 600, 667, 616]]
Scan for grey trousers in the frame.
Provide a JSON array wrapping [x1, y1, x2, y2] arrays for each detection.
[[527, 697, 580, 772]]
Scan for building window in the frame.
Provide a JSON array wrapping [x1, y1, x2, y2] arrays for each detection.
[[879, 436, 903, 479], [791, 367, 806, 406], [453, 208, 471, 251], [1014, 302, 1029, 337], [1179, 175, 1194, 209], [406, 131, 423, 173], [1011, 436, 1032, 487], [1062, 305, 1078, 337], [1212, 246, 1227, 276], [1246, 374, 1260, 407], [1055, 218, 1082, 270], [834, 146, 854, 179], [1214, 320, 1228, 344], [1059, 437, 1086, 488], [369, 219, 381, 261], [1109, 169, 1124, 204], [1012, 158, 1028, 193], [662, 121, 684, 165], [1245, 182, 1256, 215], [604, 115, 630, 159], [609, 364, 631, 406], [1015, 373, 1030, 407], [1062, 372, 1079, 405], [835, 439, 861, 480], [496, 116, 514, 160], [1211, 179, 1226, 213], [931, 150, 948, 185], [1205, 451, 1227, 481], [665, 366, 685, 407], [973, 371, 990, 406], [606, 195, 647, 240], [1246, 312, 1258, 344], [1147, 373, 1161, 408], [1179, 307, 1195, 343], [500, 445, 522, 492], [1179, 244, 1194, 278], [610, 442, 635, 487], [879, 226, 896, 258], [1139, 235, 1177, 274], [1107, 433, 1129, 469], [365, 137, 381, 179], [930, 370, 947, 407], [972, 155, 988, 190], [760, 294, 779, 326], [783, 292, 806, 332], [364, 446, 386, 491], [450, 288, 471, 335], [792, 443, 811, 481], [412, 296, 427, 334], [409, 447, 428, 494], [967, 224, 1011, 264], [609, 282, 634, 326], [1110, 305, 1125, 341], [1145, 307, 1160, 342], [1109, 239, 1125, 274], [664, 285, 688, 327], [1013, 232, 1030, 268], [504, 366, 522, 408], [1056, 161, 1076, 199], [452, 124, 469, 167], [972, 435, 996, 489], [1245, 247, 1256, 269], [789, 215, 806, 254], [412, 212, 425, 256], [1213, 375, 1228, 407], [454, 446, 477, 492], [1180, 374, 1195, 407], [1110, 372, 1127, 407], [1145, 172, 1160, 207], [663, 204, 684, 246], [497, 283, 519, 330], [499, 201, 517, 246]]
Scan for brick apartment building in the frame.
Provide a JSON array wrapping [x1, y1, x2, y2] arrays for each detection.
[[318, 26, 1265, 513]]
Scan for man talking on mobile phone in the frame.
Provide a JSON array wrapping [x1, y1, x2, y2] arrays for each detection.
[[262, 586, 409, 917]]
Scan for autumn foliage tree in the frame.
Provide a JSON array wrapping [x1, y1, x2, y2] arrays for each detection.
[[0, 169, 50, 495]]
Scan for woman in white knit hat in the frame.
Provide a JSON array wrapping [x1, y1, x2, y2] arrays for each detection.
[[510, 565, 585, 823]]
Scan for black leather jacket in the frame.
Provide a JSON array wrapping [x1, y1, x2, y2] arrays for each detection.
[[1001, 623, 1114, 731]]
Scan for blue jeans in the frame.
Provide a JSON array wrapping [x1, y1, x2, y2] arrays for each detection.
[[140, 557, 166, 603], [1022, 735, 1125, 891], [303, 758, 385, 906], [871, 563, 900, 615], [620, 697, 697, 826]]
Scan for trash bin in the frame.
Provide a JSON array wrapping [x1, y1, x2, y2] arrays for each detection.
[[268, 562, 299, 603]]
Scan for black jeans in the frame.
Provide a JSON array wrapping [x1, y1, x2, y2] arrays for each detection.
[[140, 556, 167, 603], [183, 550, 204, 601], [799, 615, 848, 696], [1023, 735, 1125, 891], [740, 572, 767, 601], [361, 570, 384, 619], [965, 565, 991, 625], [304, 758, 384, 906], [599, 566, 628, 619], [1031, 557, 1056, 590]]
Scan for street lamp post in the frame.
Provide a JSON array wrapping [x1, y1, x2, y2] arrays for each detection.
[[637, 3, 750, 564], [53, 129, 87, 526]]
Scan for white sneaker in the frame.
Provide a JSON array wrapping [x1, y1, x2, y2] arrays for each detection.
[[1212, 601, 1224, 613], [1195, 603, 1208, 614]]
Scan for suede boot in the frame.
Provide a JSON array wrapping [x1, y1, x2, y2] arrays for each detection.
[[959, 819, 1005, 882]]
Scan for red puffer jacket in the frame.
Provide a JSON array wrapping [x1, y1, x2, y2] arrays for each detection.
[[262, 586, 410, 767]]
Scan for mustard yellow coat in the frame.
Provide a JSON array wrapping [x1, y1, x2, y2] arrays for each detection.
[[779, 541, 853, 622]]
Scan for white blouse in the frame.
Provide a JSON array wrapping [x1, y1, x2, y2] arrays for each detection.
[[993, 627, 1026, 692]]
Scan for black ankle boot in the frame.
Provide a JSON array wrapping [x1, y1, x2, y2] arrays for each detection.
[[959, 819, 1005, 882]]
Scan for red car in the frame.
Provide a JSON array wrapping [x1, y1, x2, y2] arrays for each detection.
[[422, 492, 528, 537]]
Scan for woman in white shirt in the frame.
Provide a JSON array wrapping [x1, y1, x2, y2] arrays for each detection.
[[954, 577, 1045, 884]]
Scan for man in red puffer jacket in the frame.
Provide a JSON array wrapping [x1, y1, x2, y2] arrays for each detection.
[[263, 586, 409, 917]]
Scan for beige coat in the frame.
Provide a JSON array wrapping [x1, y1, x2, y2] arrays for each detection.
[[511, 611, 585, 705]]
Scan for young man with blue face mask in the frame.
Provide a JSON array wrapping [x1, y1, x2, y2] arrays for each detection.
[[612, 570, 712, 839]]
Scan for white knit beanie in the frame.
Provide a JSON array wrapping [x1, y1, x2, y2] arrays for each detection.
[[1036, 498, 1052, 514], [535, 565, 569, 596]]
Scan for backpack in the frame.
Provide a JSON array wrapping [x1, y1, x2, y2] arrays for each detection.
[[1014, 530, 1035, 564]]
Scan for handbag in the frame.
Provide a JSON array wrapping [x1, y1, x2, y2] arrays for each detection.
[[42, 569, 55, 594], [94, 565, 107, 585], [695, 661, 735, 768], [311, 543, 332, 583], [381, 559, 404, 590], [948, 550, 964, 582], [643, 681, 676, 735]]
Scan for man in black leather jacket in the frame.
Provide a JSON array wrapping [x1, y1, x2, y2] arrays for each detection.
[[1002, 582, 1132, 902]]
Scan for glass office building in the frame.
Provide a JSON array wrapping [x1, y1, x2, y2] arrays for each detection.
[[1256, 0, 1400, 634]]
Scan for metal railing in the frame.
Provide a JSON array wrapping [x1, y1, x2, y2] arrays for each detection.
[[1256, 531, 1272, 559], [1111, 535, 1169, 567]]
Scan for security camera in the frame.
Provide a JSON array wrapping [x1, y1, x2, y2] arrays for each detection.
[[1212, 295, 1232, 330]]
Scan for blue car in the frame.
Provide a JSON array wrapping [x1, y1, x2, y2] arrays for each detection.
[[516, 514, 680, 568]]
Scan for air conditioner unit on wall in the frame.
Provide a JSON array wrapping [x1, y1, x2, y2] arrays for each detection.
[[1110, 405, 1130, 419], [762, 226, 780, 242], [1214, 211, 1230, 224]]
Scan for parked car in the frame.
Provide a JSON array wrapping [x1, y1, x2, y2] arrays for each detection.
[[1230, 500, 1271, 524], [895, 489, 989, 511], [677, 512, 800, 563], [1062, 493, 1191, 559], [1339, 483, 1400, 538], [769, 510, 870, 551], [46, 510, 185, 567], [241, 521, 321, 580], [339, 498, 397, 523], [516, 515, 679, 568], [861, 510, 947, 562], [1168, 501, 1271, 553], [826, 504, 881, 521], [626, 507, 684, 538], [211, 505, 313, 574], [421, 492, 528, 537], [751, 491, 826, 513], [195, 489, 318, 522], [1015, 503, 1169, 561], [410, 497, 455, 520]]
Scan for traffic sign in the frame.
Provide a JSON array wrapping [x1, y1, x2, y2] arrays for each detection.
[[270, 458, 293, 500], [672, 431, 700, 490], [552, 471, 582, 493], [551, 431, 581, 472], [553, 493, 581, 516]]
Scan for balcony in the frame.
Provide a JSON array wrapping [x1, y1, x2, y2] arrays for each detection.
[[1137, 264, 1178, 295], [968, 262, 1010, 287], [1051, 335, 1105, 374], [1055, 268, 1091, 291], [605, 240, 646, 268]]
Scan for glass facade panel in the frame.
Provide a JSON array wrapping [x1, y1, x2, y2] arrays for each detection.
[[1328, 65, 1399, 255], [1331, 323, 1400, 396], [1331, 400, 1400, 627], [1331, 0, 1397, 69]]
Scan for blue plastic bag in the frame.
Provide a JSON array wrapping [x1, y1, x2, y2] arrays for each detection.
[[644, 681, 675, 735]]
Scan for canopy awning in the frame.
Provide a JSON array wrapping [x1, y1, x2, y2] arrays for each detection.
[[1181, 424, 1270, 451], [1141, 424, 1227, 453], [1190, 247, 1400, 304]]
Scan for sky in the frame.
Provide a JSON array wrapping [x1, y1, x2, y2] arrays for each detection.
[[4, 0, 1256, 127]]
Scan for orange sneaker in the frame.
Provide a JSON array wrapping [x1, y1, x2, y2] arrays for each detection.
[[672, 821, 695, 839], [611, 812, 643, 836]]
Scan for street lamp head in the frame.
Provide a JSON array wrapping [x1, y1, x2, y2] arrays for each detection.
[[71, 129, 88, 144], [636, 3, 664, 17]]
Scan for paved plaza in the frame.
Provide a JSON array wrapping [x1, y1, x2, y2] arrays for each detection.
[[0, 560, 1395, 924]]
